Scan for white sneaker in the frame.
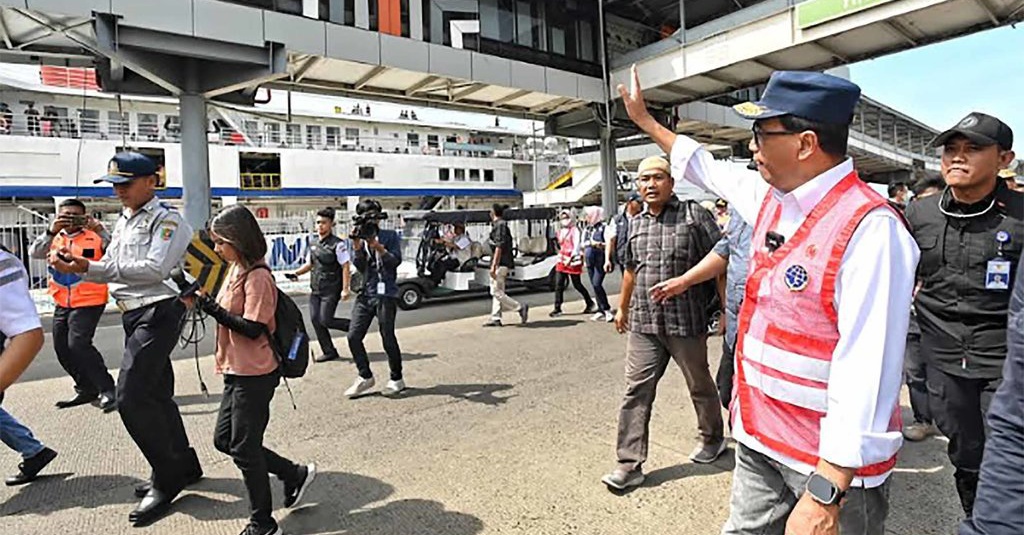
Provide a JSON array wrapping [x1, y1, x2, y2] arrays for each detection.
[[344, 376, 375, 398], [382, 379, 406, 397], [590, 312, 605, 322], [604, 311, 615, 322]]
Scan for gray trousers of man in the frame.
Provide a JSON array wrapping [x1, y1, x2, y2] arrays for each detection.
[[722, 443, 889, 534], [616, 332, 723, 472]]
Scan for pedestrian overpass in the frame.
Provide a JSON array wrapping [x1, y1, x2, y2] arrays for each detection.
[[0, 0, 1016, 221]]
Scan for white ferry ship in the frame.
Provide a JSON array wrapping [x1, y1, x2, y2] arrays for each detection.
[[0, 63, 571, 218]]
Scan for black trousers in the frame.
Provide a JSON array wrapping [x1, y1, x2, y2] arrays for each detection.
[[904, 331, 932, 424], [717, 338, 735, 411], [553, 271, 593, 312], [118, 298, 199, 492], [53, 304, 114, 395], [926, 365, 1002, 516], [214, 373, 298, 528], [347, 296, 402, 381], [308, 293, 350, 359]]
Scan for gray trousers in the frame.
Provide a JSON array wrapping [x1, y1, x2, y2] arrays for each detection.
[[616, 332, 723, 472], [722, 443, 889, 534]]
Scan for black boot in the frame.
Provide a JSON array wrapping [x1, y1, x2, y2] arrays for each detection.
[[955, 469, 980, 518]]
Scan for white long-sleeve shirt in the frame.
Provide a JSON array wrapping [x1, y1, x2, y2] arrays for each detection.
[[671, 136, 920, 487]]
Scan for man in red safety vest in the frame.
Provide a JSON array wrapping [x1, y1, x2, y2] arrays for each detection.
[[30, 198, 116, 412], [620, 68, 920, 534]]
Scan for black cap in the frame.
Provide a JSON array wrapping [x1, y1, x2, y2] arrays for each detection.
[[930, 113, 1013, 151], [626, 192, 642, 203]]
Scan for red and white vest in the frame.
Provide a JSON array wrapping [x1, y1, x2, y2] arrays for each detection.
[[733, 171, 902, 478]]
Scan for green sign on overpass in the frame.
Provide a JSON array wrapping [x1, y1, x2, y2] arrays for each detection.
[[797, 0, 898, 29]]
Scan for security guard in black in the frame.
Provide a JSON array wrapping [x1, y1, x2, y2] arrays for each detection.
[[906, 112, 1022, 518], [288, 207, 351, 362]]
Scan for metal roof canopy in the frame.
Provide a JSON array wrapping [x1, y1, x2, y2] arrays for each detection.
[[0, 1, 602, 119], [614, 0, 1024, 108]]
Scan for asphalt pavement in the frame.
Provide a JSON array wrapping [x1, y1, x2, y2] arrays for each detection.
[[23, 274, 621, 384]]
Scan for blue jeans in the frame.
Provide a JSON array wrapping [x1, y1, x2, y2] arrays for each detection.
[[586, 262, 610, 312], [0, 407, 45, 459]]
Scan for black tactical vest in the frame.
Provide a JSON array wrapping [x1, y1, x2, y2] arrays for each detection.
[[906, 181, 1023, 379], [310, 233, 344, 296]]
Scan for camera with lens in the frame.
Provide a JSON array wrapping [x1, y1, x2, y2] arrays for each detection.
[[350, 199, 388, 240]]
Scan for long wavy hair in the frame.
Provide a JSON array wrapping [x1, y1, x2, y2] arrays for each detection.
[[209, 204, 267, 268]]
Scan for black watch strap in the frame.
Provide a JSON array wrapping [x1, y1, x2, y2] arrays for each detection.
[[807, 473, 845, 506]]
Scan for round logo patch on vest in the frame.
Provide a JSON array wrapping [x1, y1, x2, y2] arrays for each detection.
[[784, 264, 809, 292]]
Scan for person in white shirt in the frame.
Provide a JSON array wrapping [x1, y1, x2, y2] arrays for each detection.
[[0, 249, 59, 485], [619, 67, 919, 534]]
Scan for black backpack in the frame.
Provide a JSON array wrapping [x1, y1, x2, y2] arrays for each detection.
[[250, 265, 310, 379]]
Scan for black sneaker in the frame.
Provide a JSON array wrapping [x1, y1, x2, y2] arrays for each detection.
[[5, 447, 58, 486], [549, 310, 563, 318], [283, 463, 317, 508], [240, 522, 283, 535]]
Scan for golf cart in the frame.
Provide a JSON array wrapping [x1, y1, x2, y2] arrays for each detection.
[[395, 207, 559, 310]]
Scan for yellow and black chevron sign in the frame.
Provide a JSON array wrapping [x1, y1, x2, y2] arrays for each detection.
[[184, 230, 227, 297]]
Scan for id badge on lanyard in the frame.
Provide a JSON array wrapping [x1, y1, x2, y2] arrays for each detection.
[[985, 231, 1012, 291], [375, 249, 386, 295]]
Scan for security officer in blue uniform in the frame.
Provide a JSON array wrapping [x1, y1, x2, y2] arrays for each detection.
[[905, 113, 1022, 518], [50, 152, 202, 526]]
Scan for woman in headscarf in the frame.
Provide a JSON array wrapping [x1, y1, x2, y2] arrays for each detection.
[[551, 209, 595, 317], [584, 206, 614, 322]]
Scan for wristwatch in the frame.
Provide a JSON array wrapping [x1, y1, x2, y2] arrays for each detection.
[[806, 472, 845, 506]]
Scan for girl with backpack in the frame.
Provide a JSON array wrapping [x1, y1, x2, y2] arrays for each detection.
[[191, 204, 316, 535]]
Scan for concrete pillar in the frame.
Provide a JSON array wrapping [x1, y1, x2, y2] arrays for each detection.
[[180, 61, 211, 230], [599, 127, 618, 216]]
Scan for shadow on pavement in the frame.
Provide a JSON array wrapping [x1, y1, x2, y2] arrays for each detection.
[[398, 383, 515, 406], [0, 474, 140, 515], [173, 471, 483, 535], [518, 319, 582, 329], [310, 352, 438, 365], [641, 448, 736, 490]]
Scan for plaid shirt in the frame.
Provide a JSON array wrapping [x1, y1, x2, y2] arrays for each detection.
[[625, 196, 722, 337]]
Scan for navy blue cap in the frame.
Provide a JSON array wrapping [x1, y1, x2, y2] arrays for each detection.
[[94, 151, 158, 184], [732, 71, 861, 125], [626, 192, 642, 203]]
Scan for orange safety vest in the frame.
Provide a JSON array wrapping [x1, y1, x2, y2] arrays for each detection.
[[734, 172, 903, 478], [48, 229, 109, 308]]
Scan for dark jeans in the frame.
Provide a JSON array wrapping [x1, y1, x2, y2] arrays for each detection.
[[53, 304, 114, 395], [905, 331, 932, 424], [118, 298, 199, 492], [586, 263, 610, 312], [927, 366, 1002, 516], [214, 373, 299, 529], [309, 293, 350, 359], [347, 296, 402, 381], [553, 271, 593, 312]]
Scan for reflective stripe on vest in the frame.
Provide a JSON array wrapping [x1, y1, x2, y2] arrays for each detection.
[[734, 171, 901, 478], [48, 230, 109, 308]]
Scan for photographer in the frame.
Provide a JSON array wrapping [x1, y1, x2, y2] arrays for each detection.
[[344, 200, 405, 398], [287, 207, 351, 363], [29, 199, 116, 412]]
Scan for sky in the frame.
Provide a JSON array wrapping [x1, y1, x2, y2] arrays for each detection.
[[849, 25, 1024, 151]]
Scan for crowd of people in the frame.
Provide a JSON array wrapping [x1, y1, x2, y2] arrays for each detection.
[[1, 67, 1022, 535]]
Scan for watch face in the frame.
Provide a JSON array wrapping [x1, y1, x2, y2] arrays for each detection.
[[808, 474, 836, 503]]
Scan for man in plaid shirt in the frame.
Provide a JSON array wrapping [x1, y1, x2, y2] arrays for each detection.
[[602, 155, 725, 491]]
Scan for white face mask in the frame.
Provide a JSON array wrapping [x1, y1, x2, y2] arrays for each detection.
[[559, 219, 571, 228]]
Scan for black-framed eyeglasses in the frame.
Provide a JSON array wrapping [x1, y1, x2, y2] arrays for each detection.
[[751, 124, 800, 149]]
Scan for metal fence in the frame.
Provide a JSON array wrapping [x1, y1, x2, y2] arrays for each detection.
[[0, 206, 50, 292]]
